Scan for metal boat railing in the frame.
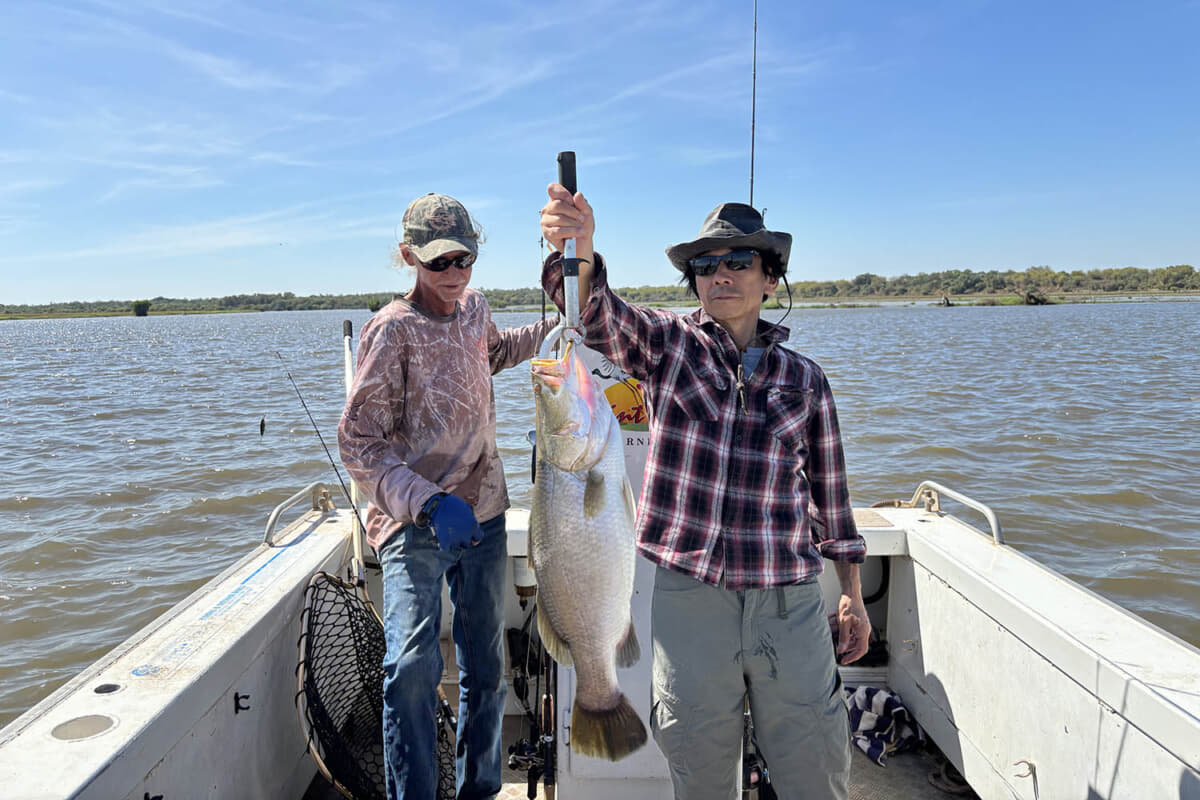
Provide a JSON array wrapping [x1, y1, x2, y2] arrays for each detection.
[[907, 480, 1004, 545], [263, 482, 336, 545]]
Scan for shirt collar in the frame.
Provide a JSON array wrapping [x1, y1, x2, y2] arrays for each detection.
[[690, 308, 791, 345]]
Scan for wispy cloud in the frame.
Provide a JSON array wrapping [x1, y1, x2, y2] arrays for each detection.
[[0, 89, 34, 104], [162, 46, 296, 91], [674, 147, 744, 166], [42, 4, 368, 94], [928, 189, 1077, 210], [0, 179, 64, 197], [581, 154, 638, 168], [0, 194, 398, 264], [0, 213, 34, 237], [583, 52, 747, 113], [145, 32, 368, 93], [62, 115, 245, 160], [98, 170, 225, 201], [0, 150, 39, 165], [30, 108, 305, 197], [249, 151, 322, 168]]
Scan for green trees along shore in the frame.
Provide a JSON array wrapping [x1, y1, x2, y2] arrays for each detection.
[[2, 264, 1196, 318]]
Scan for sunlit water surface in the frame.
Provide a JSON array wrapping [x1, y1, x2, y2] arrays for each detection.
[[1, 302, 1197, 727]]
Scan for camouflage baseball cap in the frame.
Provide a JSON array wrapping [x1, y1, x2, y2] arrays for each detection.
[[402, 193, 479, 261]]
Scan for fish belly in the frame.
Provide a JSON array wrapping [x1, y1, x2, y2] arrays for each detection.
[[530, 425, 637, 711]]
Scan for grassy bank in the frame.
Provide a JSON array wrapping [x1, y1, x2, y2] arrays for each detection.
[[4, 290, 1196, 321], [763, 291, 1197, 309], [0, 309, 250, 321]]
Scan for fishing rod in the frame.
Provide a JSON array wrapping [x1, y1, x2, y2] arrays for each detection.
[[750, 0, 758, 206], [745, 1, 795, 337], [274, 344, 369, 586]]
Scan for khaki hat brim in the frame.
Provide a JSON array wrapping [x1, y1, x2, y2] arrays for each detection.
[[410, 235, 479, 262], [665, 230, 792, 272]]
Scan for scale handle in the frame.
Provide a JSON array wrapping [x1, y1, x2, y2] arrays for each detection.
[[556, 151, 580, 330]]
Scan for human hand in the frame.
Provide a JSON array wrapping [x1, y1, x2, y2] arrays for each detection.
[[540, 183, 595, 254], [836, 594, 871, 664], [423, 493, 482, 550]]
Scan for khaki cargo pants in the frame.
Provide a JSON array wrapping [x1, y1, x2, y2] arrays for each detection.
[[650, 566, 850, 799]]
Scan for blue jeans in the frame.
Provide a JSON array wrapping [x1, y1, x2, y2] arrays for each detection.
[[378, 513, 508, 800]]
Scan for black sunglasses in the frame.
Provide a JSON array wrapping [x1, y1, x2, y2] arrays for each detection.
[[687, 249, 758, 276], [420, 252, 477, 272]]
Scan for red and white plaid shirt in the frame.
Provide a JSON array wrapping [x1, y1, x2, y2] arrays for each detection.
[[543, 254, 865, 590]]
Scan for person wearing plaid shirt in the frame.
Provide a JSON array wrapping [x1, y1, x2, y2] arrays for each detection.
[[539, 183, 869, 800]]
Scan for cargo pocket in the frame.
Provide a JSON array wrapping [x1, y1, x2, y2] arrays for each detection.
[[818, 678, 852, 771], [650, 672, 692, 760]]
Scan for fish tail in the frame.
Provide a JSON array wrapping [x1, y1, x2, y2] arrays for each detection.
[[570, 694, 648, 761], [615, 617, 640, 668]]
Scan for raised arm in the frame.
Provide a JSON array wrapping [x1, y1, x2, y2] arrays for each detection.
[[540, 182, 595, 313]]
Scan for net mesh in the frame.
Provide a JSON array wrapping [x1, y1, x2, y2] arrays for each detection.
[[298, 571, 387, 800], [297, 571, 459, 799]]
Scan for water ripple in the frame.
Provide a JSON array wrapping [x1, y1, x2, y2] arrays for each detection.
[[1, 303, 1198, 727]]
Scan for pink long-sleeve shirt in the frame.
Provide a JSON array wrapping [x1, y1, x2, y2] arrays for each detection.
[[338, 290, 556, 550]]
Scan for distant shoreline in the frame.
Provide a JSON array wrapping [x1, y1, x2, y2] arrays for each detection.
[[6, 263, 1196, 319], [3, 291, 1197, 321]]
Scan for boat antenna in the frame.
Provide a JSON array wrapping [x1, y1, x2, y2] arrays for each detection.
[[274, 350, 366, 535], [749, 0, 758, 206]]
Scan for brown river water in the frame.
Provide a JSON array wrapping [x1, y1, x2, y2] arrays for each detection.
[[1, 301, 1198, 728]]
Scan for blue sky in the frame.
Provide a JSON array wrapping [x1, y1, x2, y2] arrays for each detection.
[[1, 0, 1197, 305]]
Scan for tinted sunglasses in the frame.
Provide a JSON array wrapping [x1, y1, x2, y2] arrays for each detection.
[[420, 252, 477, 272], [687, 249, 758, 276]]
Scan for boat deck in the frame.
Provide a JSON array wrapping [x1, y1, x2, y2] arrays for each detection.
[[303, 712, 977, 800]]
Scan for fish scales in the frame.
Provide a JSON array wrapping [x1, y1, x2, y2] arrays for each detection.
[[529, 344, 647, 761]]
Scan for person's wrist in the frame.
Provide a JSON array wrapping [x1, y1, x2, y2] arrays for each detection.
[[415, 492, 446, 528]]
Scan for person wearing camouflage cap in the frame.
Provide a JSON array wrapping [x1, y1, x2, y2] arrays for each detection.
[[395, 193, 482, 316], [538, 186, 868, 800], [403, 192, 480, 261], [339, 193, 558, 799]]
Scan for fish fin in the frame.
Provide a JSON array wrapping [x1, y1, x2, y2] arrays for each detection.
[[570, 694, 648, 761], [536, 597, 573, 667], [615, 617, 640, 668], [582, 470, 606, 519]]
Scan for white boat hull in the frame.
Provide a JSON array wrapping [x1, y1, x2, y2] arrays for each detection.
[[2, 483, 1197, 800], [0, 487, 354, 800], [876, 499, 1200, 799]]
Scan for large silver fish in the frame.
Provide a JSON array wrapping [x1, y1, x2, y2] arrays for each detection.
[[529, 343, 647, 761]]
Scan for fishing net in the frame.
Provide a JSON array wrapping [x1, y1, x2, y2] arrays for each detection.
[[297, 571, 387, 800], [297, 571, 456, 800]]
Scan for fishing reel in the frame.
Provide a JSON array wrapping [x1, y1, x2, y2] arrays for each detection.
[[507, 737, 543, 771]]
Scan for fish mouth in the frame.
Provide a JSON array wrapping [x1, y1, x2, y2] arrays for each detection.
[[531, 357, 566, 389], [531, 357, 566, 375]]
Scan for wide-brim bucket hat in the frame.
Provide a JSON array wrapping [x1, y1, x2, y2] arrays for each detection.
[[402, 193, 480, 262], [666, 202, 791, 274]]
